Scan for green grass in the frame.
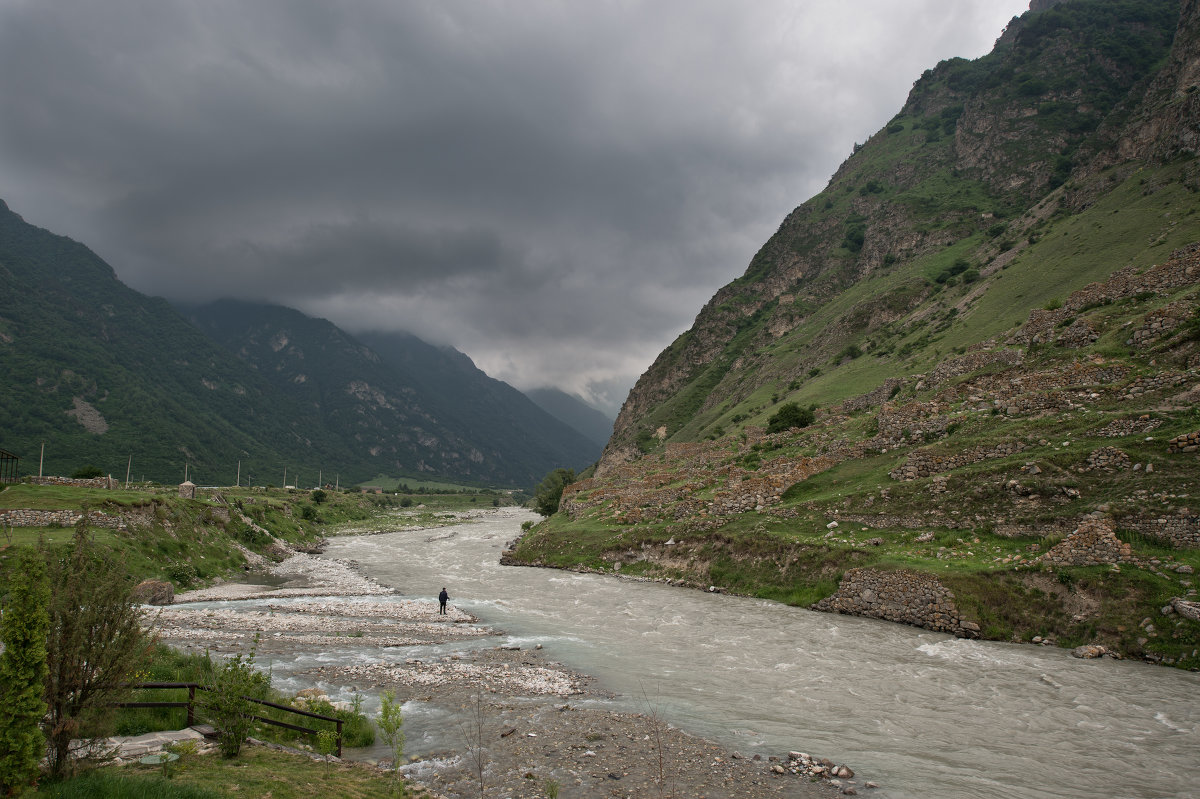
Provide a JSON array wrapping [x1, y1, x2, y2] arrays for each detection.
[[33, 747, 405, 799], [0, 483, 165, 509], [35, 771, 220, 799]]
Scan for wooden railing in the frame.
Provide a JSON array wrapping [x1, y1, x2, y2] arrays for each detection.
[[118, 682, 344, 757]]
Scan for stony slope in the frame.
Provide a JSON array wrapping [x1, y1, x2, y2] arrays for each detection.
[[511, 0, 1200, 666]]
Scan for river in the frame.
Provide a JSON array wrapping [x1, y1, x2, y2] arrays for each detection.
[[317, 508, 1199, 799]]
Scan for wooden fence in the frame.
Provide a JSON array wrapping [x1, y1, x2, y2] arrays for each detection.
[[119, 682, 344, 757]]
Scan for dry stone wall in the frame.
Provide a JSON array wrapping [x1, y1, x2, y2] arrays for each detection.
[[1081, 446, 1131, 472], [813, 567, 981, 637], [1127, 299, 1195, 348], [1127, 511, 1200, 549], [889, 441, 1026, 480], [1040, 518, 1134, 567], [1008, 245, 1200, 348], [28, 475, 119, 489], [1167, 431, 1200, 453], [0, 508, 125, 529], [841, 378, 903, 413], [927, 348, 1024, 387]]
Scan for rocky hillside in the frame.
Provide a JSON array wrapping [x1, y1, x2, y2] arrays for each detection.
[[510, 0, 1200, 667], [598, 0, 1193, 471]]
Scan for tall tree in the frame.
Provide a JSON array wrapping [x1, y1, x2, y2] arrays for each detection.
[[0, 549, 50, 796], [41, 515, 152, 778]]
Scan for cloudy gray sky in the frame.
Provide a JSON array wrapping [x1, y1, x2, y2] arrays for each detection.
[[0, 0, 1028, 415]]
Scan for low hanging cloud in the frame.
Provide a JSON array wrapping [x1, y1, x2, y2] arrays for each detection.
[[0, 0, 1028, 414]]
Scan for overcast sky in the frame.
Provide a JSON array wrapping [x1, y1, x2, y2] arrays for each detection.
[[0, 0, 1028, 415]]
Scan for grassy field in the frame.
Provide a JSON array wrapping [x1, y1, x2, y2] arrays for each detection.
[[0, 482, 520, 591], [33, 747, 407, 799]]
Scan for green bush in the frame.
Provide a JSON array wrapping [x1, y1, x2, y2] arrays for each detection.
[[0, 549, 50, 796], [766, 403, 815, 435], [200, 644, 270, 758]]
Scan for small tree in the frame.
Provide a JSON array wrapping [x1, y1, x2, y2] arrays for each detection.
[[0, 549, 50, 796], [200, 642, 270, 758], [534, 468, 576, 517], [376, 690, 405, 793], [766, 402, 815, 435], [42, 518, 152, 778]]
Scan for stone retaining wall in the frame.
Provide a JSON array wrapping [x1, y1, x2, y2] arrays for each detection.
[[1081, 446, 1131, 472], [889, 441, 1026, 481], [1121, 371, 1190, 400], [927, 348, 1024, 387], [1168, 431, 1200, 453], [0, 509, 125, 529], [1127, 300, 1193, 348], [813, 567, 980, 637], [1127, 512, 1200, 549], [841, 378, 903, 413], [1008, 246, 1200, 348], [1040, 518, 1134, 567], [27, 475, 119, 489]]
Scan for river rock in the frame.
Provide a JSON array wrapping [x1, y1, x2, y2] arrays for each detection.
[[132, 579, 175, 605], [1071, 644, 1107, 659]]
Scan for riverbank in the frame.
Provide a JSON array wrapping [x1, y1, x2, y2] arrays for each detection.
[[161, 541, 854, 798]]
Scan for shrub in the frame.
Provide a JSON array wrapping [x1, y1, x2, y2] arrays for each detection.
[[376, 690, 405, 784], [42, 522, 151, 778], [0, 549, 50, 796], [166, 562, 199, 586], [534, 468, 576, 517], [69, 466, 103, 480], [200, 643, 270, 758], [766, 403, 815, 435]]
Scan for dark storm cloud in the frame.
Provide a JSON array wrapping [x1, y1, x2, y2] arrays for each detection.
[[0, 0, 1027, 413]]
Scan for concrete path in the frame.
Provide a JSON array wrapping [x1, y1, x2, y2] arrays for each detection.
[[102, 727, 209, 761]]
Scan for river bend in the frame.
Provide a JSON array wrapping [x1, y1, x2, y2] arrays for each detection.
[[322, 509, 1199, 799]]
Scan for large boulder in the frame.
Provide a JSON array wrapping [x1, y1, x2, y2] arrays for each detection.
[[132, 579, 175, 605]]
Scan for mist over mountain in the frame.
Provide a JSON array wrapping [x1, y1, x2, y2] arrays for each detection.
[[524, 387, 615, 449], [0, 207, 597, 487]]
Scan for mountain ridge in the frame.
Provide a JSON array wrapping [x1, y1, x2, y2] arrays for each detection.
[[510, 0, 1200, 667], [0, 212, 596, 487]]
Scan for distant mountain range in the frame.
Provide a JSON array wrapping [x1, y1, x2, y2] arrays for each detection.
[[524, 388, 615, 449], [0, 203, 602, 488]]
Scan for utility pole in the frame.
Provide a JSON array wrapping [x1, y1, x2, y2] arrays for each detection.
[[283, 467, 287, 488], [237, 460, 241, 488], [39, 442, 44, 477], [125, 455, 132, 488]]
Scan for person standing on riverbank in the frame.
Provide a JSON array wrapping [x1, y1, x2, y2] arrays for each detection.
[[438, 587, 448, 614]]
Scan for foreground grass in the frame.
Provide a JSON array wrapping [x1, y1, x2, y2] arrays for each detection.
[[34, 747, 405, 799]]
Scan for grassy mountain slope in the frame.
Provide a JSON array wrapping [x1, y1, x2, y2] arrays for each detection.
[[182, 304, 598, 487], [0, 202, 354, 485], [510, 0, 1200, 666], [0, 210, 595, 488], [597, 0, 1190, 469]]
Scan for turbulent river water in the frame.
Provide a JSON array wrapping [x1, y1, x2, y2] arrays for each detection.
[[315, 508, 1199, 799]]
